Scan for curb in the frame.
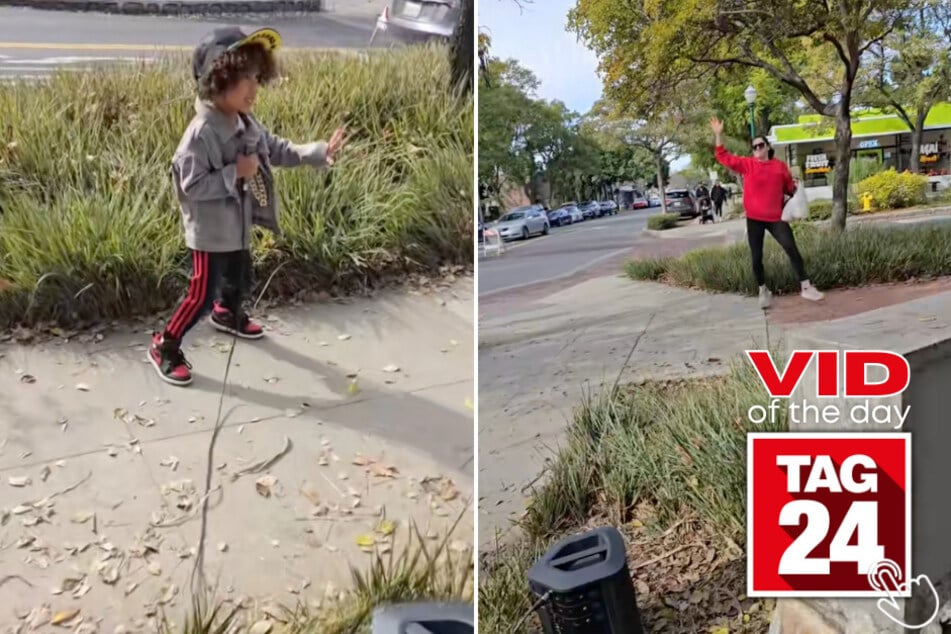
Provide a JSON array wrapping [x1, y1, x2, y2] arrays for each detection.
[[0, 0, 322, 14]]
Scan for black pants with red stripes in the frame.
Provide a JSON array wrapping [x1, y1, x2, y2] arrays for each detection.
[[164, 249, 252, 342]]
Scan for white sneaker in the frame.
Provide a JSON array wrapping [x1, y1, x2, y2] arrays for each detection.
[[801, 285, 825, 302], [758, 287, 772, 309]]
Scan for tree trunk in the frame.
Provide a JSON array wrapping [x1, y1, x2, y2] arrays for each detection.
[[830, 104, 852, 231], [909, 110, 928, 174], [656, 150, 668, 214], [448, 0, 474, 93]]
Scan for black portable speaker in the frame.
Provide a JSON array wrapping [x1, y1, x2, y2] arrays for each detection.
[[527, 526, 644, 633], [370, 601, 474, 633]]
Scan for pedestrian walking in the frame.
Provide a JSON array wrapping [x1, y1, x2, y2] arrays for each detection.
[[711, 182, 726, 219], [709, 116, 824, 309], [148, 26, 349, 386]]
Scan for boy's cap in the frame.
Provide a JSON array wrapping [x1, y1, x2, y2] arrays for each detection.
[[192, 26, 282, 81]]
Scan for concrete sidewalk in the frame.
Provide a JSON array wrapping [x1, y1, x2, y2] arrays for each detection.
[[0, 279, 473, 631], [478, 274, 784, 548]]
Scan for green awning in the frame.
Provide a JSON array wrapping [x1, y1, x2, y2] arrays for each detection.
[[772, 102, 951, 144]]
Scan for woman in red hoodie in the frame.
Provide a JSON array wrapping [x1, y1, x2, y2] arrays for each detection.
[[710, 116, 824, 309]]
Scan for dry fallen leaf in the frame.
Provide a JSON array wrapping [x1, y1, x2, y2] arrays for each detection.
[[377, 519, 396, 536], [147, 561, 162, 576], [159, 456, 180, 471], [51, 608, 81, 626], [300, 482, 320, 506], [40, 466, 51, 482], [8, 475, 30, 487], [255, 475, 279, 497], [75, 383, 91, 392], [382, 364, 400, 373], [369, 463, 398, 479], [249, 620, 274, 634], [337, 334, 351, 341], [352, 455, 371, 466], [217, 542, 228, 553], [464, 397, 474, 411], [355, 534, 375, 548], [347, 379, 360, 395]]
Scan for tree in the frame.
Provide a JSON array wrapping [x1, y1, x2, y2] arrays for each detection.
[[585, 100, 687, 214], [685, 67, 801, 176], [448, 0, 474, 93], [569, 0, 916, 230], [858, 2, 951, 172]]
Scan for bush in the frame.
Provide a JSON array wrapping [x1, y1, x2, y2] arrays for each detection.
[[0, 46, 473, 328], [647, 213, 680, 230], [480, 361, 785, 632], [625, 257, 674, 281], [626, 223, 951, 294], [856, 168, 928, 210], [808, 200, 833, 220]]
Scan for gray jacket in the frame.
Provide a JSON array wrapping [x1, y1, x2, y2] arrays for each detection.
[[171, 99, 329, 252]]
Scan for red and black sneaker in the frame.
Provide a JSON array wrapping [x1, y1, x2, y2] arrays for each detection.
[[209, 302, 265, 340], [147, 333, 193, 386]]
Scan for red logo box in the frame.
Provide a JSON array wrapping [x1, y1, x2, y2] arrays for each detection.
[[747, 433, 910, 597]]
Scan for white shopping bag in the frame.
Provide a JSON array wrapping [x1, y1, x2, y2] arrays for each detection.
[[782, 182, 809, 221]]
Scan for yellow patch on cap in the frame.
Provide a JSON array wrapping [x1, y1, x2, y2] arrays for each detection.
[[232, 28, 282, 52]]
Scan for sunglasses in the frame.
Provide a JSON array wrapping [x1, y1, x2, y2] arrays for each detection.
[[752, 142, 767, 150]]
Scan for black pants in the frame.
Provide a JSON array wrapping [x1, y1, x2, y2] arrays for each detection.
[[746, 218, 807, 286], [164, 249, 252, 341], [714, 200, 723, 217]]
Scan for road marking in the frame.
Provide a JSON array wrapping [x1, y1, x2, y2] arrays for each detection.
[[0, 42, 348, 52], [480, 246, 634, 298]]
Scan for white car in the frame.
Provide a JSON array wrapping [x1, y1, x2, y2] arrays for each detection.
[[491, 206, 550, 241]]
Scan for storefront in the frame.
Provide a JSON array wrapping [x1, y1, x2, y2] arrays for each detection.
[[768, 103, 951, 197]]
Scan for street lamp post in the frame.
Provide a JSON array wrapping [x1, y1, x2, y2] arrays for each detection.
[[744, 85, 757, 140]]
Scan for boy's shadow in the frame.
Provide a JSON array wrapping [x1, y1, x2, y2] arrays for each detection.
[[192, 336, 361, 415]]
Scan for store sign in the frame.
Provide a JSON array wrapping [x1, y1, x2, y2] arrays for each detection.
[[859, 140, 880, 149], [921, 142, 940, 164], [805, 153, 831, 175]]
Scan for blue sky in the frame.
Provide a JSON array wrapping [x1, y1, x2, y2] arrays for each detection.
[[478, 0, 691, 170], [478, 0, 602, 115]]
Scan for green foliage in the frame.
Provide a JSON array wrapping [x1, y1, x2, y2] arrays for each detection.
[[481, 363, 782, 632], [625, 223, 951, 293], [0, 46, 472, 328], [646, 213, 681, 230], [478, 57, 659, 205], [568, 0, 915, 231], [855, 169, 928, 210], [808, 200, 834, 220]]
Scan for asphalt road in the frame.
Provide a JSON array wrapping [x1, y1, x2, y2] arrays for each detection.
[[0, 6, 384, 78], [478, 208, 655, 295]]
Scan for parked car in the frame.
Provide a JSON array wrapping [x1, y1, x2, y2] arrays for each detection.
[[560, 204, 584, 223], [491, 205, 550, 240], [648, 193, 662, 207], [547, 208, 571, 227], [665, 189, 698, 218], [477, 220, 484, 242], [579, 201, 601, 219], [630, 193, 649, 210], [599, 200, 619, 215], [372, 0, 464, 43]]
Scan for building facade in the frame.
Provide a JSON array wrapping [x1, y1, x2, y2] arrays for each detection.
[[767, 103, 951, 200]]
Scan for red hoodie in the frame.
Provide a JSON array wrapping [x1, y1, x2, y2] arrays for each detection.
[[715, 145, 794, 222]]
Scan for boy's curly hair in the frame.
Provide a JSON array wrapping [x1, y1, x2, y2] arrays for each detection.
[[198, 43, 279, 100]]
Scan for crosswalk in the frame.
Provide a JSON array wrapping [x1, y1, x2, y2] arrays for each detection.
[[0, 52, 155, 81]]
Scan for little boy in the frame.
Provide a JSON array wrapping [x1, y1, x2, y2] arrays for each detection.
[[149, 26, 347, 387]]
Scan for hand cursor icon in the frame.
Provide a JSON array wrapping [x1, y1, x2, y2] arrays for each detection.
[[869, 559, 940, 629]]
